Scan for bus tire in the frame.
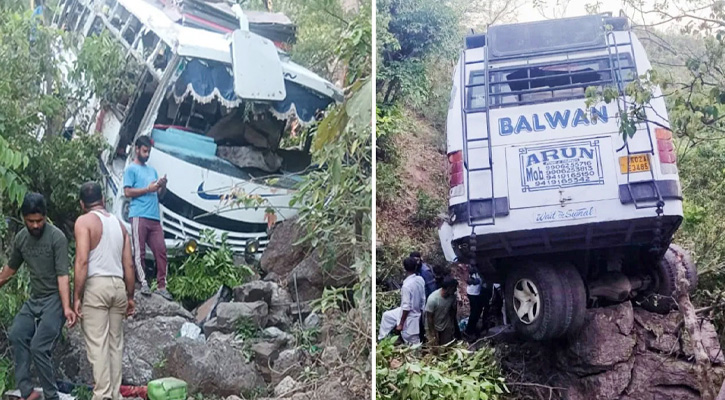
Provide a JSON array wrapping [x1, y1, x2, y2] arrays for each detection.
[[557, 262, 587, 336], [505, 262, 568, 340], [638, 244, 698, 314]]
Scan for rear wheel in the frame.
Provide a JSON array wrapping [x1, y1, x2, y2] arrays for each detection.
[[557, 263, 587, 336], [638, 244, 698, 314], [505, 262, 570, 340]]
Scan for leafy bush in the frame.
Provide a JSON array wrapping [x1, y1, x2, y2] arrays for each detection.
[[413, 190, 444, 226], [375, 290, 400, 326], [376, 337, 507, 400], [0, 267, 30, 331], [0, 357, 14, 398], [167, 231, 254, 306], [376, 236, 416, 285], [376, 0, 461, 104], [23, 134, 106, 231]]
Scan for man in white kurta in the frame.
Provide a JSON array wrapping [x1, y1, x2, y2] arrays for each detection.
[[378, 257, 426, 344]]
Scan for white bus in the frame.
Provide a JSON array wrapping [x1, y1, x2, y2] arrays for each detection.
[[52, 0, 342, 259], [439, 15, 696, 340]]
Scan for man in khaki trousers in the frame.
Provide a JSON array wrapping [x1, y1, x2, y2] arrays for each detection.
[[73, 182, 136, 400]]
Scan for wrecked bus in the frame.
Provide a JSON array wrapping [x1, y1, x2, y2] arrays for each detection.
[[439, 15, 696, 340], [52, 0, 342, 258]]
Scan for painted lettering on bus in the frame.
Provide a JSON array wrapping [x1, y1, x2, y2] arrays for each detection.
[[499, 106, 609, 136]]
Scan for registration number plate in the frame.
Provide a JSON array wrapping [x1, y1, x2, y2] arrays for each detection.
[[618, 155, 651, 174]]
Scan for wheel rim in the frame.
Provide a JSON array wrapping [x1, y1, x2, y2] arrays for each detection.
[[513, 279, 540, 324]]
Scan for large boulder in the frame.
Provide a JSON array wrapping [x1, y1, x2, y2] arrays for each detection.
[[133, 293, 194, 321], [234, 281, 277, 304], [285, 251, 357, 302], [162, 338, 265, 396], [55, 316, 189, 386], [252, 341, 282, 382], [121, 316, 190, 385], [261, 217, 307, 278], [272, 349, 303, 386], [497, 302, 725, 400], [234, 281, 293, 329], [216, 301, 269, 331]]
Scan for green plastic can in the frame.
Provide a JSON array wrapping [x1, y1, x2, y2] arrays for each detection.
[[147, 377, 188, 400]]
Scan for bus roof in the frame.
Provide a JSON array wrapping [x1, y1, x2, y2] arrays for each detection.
[[118, 0, 342, 101]]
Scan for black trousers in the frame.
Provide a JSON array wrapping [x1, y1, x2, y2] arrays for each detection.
[[466, 285, 493, 335]]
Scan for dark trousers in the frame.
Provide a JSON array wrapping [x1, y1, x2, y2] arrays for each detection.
[[466, 285, 493, 336], [131, 217, 168, 289], [9, 294, 65, 400]]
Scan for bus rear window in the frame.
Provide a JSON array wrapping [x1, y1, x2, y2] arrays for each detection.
[[475, 54, 635, 108]]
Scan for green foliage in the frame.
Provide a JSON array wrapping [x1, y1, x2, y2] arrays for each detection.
[[71, 385, 93, 400], [375, 290, 400, 326], [72, 30, 141, 108], [0, 357, 14, 398], [167, 231, 254, 304], [311, 287, 349, 314], [234, 317, 260, 339], [291, 325, 321, 354], [23, 134, 106, 230], [0, 267, 30, 331], [266, 0, 363, 81], [376, 337, 508, 400], [0, 136, 30, 206], [414, 190, 444, 227], [376, 236, 415, 284], [376, 0, 461, 104], [375, 105, 402, 205]]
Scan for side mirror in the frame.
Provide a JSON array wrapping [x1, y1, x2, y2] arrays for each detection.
[[231, 29, 286, 101]]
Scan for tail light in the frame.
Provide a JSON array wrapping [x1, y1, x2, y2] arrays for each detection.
[[655, 127, 678, 174], [448, 151, 464, 196]]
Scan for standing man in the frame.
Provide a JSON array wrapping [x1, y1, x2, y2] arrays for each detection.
[[0, 193, 75, 400], [123, 135, 172, 300], [410, 251, 437, 299], [425, 276, 459, 347], [464, 265, 492, 340], [73, 182, 136, 400], [377, 257, 426, 344]]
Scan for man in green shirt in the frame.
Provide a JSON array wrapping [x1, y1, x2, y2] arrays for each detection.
[[425, 276, 459, 347], [0, 193, 75, 400]]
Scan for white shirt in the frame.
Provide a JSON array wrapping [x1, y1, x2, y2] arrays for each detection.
[[466, 272, 482, 296], [400, 274, 426, 336]]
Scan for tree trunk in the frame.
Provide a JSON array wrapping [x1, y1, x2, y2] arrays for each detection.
[[675, 249, 716, 400]]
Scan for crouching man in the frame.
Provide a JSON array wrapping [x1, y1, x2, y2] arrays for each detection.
[[377, 257, 426, 344]]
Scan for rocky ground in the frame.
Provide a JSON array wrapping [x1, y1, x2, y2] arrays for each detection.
[[487, 301, 725, 400], [49, 217, 369, 400]]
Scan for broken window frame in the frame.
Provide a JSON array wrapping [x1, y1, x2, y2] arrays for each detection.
[[467, 53, 636, 109]]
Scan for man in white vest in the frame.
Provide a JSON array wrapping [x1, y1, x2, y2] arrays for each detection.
[[73, 182, 136, 400]]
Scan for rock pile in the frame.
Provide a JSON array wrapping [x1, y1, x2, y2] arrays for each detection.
[[495, 302, 725, 400]]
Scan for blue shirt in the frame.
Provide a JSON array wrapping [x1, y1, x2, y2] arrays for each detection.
[[123, 163, 160, 221], [419, 263, 438, 298]]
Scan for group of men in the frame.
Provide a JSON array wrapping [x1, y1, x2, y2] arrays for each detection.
[[378, 252, 462, 346], [0, 137, 170, 400], [378, 252, 498, 347]]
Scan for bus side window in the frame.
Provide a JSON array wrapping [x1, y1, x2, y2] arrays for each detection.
[[65, 2, 83, 32], [76, 8, 91, 35], [110, 4, 129, 32], [134, 30, 160, 62], [467, 70, 486, 110], [122, 15, 141, 46], [88, 16, 105, 37]]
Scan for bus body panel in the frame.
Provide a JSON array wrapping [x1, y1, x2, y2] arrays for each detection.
[[441, 26, 682, 265]]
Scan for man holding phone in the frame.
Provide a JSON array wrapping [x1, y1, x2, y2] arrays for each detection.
[[123, 135, 172, 301]]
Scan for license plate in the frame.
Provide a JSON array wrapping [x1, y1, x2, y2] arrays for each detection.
[[619, 155, 651, 174]]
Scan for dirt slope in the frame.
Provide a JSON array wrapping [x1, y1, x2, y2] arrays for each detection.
[[376, 109, 448, 274]]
